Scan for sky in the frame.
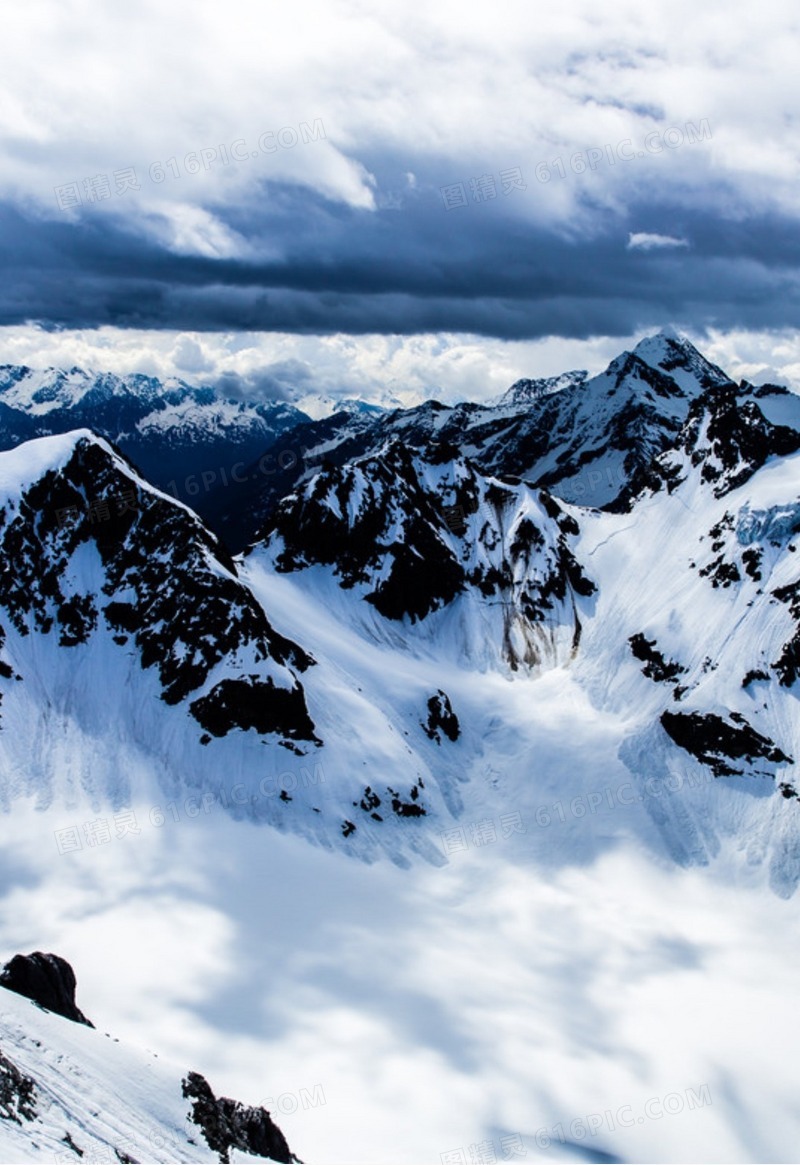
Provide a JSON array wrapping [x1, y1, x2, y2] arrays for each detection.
[[2, 0, 800, 403]]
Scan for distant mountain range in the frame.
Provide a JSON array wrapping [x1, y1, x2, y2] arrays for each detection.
[[0, 364, 310, 522], [4, 333, 798, 553]]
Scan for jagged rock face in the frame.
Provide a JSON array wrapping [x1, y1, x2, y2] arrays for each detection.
[[423, 691, 460, 743], [660, 711, 793, 778], [682, 390, 800, 497], [0, 1050, 36, 1125], [770, 579, 800, 688], [0, 434, 316, 744], [489, 351, 696, 500], [260, 442, 595, 669], [615, 388, 800, 511], [629, 633, 688, 686], [0, 953, 93, 1027], [182, 1071, 297, 1164], [633, 386, 800, 505]]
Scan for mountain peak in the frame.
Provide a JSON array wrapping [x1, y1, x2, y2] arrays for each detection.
[[496, 369, 588, 407], [632, 327, 696, 362], [629, 329, 732, 395]]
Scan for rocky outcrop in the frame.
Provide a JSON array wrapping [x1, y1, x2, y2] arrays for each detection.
[[423, 690, 460, 743], [660, 711, 793, 778], [0, 952, 93, 1027], [0, 1050, 36, 1124], [182, 1070, 299, 1164], [0, 433, 317, 746]]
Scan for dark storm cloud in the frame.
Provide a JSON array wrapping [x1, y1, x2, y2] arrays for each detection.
[[212, 360, 313, 401], [3, 184, 800, 341]]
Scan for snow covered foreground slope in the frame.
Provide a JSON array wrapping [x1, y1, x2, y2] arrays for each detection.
[[0, 968, 297, 1164]]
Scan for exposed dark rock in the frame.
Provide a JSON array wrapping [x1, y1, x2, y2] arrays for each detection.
[[357, 786, 381, 812], [698, 556, 741, 589], [182, 1070, 299, 1164], [387, 783, 427, 817], [423, 691, 460, 743], [688, 393, 800, 496], [62, 1131, 84, 1156], [0, 1049, 36, 1124], [629, 633, 687, 683], [189, 677, 318, 743], [770, 580, 800, 687], [263, 443, 593, 643], [741, 547, 763, 581], [0, 952, 93, 1027], [661, 710, 793, 777], [612, 387, 800, 512]]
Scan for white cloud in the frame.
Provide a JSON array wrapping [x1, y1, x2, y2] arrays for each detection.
[[4, 322, 799, 404], [627, 232, 689, 250], [0, 0, 793, 233]]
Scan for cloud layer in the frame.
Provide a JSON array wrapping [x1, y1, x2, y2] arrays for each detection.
[[0, 0, 798, 346]]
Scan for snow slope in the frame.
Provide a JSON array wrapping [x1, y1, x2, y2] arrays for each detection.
[[0, 983, 298, 1163]]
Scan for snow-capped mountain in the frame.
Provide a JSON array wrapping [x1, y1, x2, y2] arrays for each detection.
[[571, 383, 800, 891], [238, 371, 800, 891], [0, 430, 315, 753], [1, 334, 799, 883], [0, 364, 309, 522], [291, 393, 390, 421], [211, 329, 800, 551], [0, 952, 298, 1164], [0, 430, 475, 865]]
